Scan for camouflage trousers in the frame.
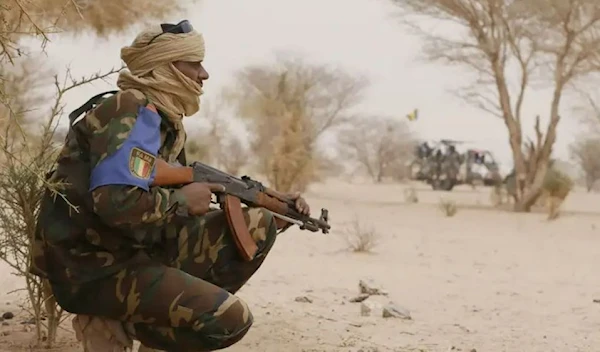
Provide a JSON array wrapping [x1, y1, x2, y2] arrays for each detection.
[[51, 208, 277, 352]]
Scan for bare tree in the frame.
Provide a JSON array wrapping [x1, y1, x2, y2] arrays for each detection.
[[570, 136, 600, 191], [185, 97, 250, 175], [571, 87, 600, 135], [338, 115, 414, 182], [185, 99, 227, 165], [0, 58, 54, 146], [218, 138, 249, 176], [224, 52, 368, 192], [184, 134, 210, 163], [390, 0, 600, 211]]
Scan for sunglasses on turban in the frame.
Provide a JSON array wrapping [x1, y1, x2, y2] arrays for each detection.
[[147, 20, 194, 45]]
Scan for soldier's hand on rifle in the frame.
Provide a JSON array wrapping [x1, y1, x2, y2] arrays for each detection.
[[287, 192, 310, 215], [181, 183, 226, 215]]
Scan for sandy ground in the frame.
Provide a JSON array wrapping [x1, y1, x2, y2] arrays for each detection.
[[0, 180, 599, 352]]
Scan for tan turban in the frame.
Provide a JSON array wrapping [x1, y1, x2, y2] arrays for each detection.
[[117, 26, 205, 161]]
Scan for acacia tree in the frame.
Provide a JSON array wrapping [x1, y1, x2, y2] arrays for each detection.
[[225, 53, 367, 192], [570, 136, 600, 191], [338, 115, 414, 182], [390, 0, 600, 211]]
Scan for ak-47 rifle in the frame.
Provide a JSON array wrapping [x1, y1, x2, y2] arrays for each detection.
[[152, 159, 330, 261]]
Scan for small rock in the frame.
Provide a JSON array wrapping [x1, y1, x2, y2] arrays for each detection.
[[294, 296, 313, 303], [382, 303, 411, 319], [1, 312, 13, 320], [454, 323, 471, 333], [2, 322, 8, 326], [593, 299, 600, 303], [1, 331, 9, 336], [360, 300, 382, 316], [470, 349, 477, 352], [359, 279, 388, 296], [349, 294, 370, 303]]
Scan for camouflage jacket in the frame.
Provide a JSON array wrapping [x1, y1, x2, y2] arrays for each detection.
[[31, 89, 190, 284]]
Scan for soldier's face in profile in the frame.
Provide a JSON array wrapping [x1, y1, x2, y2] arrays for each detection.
[[173, 61, 209, 89]]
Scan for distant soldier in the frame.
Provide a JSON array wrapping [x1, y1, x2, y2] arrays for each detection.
[[441, 145, 461, 180]]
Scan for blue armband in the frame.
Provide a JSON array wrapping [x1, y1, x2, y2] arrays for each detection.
[[89, 106, 161, 192]]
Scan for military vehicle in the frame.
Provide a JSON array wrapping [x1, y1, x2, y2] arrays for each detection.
[[407, 139, 502, 191]]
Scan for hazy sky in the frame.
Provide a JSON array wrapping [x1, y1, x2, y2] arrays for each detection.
[[40, 0, 588, 172]]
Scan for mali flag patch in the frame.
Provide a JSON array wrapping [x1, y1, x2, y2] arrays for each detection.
[[129, 147, 155, 179]]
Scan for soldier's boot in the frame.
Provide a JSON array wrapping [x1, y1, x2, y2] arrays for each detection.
[[72, 315, 133, 352]]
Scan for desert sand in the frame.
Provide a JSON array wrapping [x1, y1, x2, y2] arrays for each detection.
[[0, 179, 598, 352]]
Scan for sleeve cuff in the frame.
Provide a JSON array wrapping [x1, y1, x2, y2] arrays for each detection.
[[171, 189, 189, 217]]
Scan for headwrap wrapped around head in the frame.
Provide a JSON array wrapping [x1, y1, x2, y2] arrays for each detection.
[[117, 23, 205, 161]]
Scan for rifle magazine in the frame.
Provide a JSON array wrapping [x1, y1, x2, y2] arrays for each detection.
[[223, 195, 258, 261]]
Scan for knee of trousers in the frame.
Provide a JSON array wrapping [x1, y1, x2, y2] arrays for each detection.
[[199, 296, 254, 349], [247, 208, 277, 255], [262, 209, 277, 248]]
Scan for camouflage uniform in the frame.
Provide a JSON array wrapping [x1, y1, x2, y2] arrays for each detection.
[[442, 148, 462, 180], [31, 89, 278, 351]]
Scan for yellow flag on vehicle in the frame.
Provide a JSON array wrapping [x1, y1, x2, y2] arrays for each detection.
[[406, 108, 418, 121]]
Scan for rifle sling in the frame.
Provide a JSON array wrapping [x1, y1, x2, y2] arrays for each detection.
[[223, 194, 258, 261]]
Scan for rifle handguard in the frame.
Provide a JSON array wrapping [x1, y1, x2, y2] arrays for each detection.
[[255, 193, 289, 215]]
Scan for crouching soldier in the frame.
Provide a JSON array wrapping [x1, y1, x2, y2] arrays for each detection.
[[30, 20, 310, 352]]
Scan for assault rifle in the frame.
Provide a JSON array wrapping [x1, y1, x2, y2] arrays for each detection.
[[152, 159, 330, 260]]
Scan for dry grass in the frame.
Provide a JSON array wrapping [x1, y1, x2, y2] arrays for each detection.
[[340, 216, 380, 253], [490, 184, 509, 207], [438, 198, 458, 217], [542, 167, 574, 220], [404, 187, 418, 203]]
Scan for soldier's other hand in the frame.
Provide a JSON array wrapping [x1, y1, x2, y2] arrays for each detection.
[[181, 183, 225, 215], [287, 192, 310, 215]]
